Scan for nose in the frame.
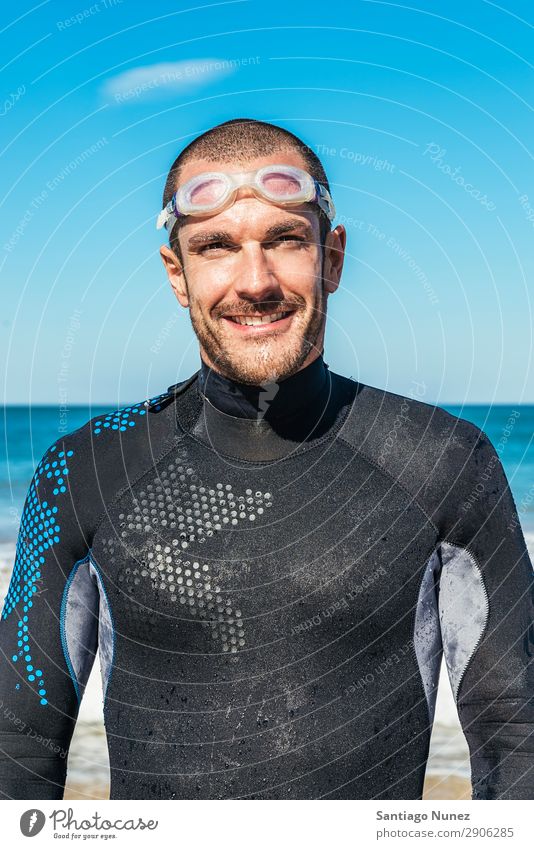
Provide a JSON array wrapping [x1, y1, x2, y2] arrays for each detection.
[[232, 236, 281, 303]]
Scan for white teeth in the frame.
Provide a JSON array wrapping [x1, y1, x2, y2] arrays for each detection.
[[229, 311, 290, 326]]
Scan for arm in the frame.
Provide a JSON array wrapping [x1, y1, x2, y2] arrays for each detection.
[[0, 438, 99, 799], [437, 428, 534, 799]]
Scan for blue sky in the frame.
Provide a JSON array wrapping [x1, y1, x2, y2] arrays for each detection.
[[1, 0, 533, 405]]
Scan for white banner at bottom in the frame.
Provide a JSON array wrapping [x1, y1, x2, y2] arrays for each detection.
[[2, 798, 532, 848]]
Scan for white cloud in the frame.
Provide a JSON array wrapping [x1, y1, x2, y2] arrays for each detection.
[[103, 59, 236, 104]]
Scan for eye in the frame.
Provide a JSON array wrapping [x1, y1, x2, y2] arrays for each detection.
[[274, 235, 306, 246], [199, 241, 230, 254]]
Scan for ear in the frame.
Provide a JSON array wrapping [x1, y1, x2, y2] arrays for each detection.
[[160, 244, 189, 307], [322, 224, 346, 294]]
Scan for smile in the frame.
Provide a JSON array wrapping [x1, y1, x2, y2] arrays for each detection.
[[228, 310, 291, 326], [222, 310, 296, 329]]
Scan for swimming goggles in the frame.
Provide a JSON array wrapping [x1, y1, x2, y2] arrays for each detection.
[[156, 164, 336, 232]]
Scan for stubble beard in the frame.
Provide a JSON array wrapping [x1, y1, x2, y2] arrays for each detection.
[[186, 274, 327, 386]]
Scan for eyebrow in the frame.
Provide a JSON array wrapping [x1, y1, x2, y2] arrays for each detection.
[[186, 218, 315, 250]]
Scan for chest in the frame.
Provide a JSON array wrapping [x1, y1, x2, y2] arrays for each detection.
[[91, 438, 437, 650]]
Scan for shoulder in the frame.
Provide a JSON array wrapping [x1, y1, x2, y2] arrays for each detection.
[[332, 371, 484, 456], [48, 381, 184, 454], [57, 368, 201, 449], [332, 372, 497, 529], [29, 381, 189, 534]]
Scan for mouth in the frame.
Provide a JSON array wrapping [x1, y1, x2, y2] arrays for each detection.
[[221, 309, 297, 332]]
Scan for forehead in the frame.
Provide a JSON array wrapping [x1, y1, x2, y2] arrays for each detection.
[[176, 148, 311, 188]]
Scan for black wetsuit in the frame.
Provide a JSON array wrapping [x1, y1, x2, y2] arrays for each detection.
[[1, 354, 533, 800]]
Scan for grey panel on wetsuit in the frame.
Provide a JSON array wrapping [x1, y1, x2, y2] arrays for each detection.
[[438, 541, 489, 700], [413, 547, 443, 724], [61, 558, 99, 700], [89, 558, 114, 697]]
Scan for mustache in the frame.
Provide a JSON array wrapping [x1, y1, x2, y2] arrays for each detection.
[[213, 298, 305, 319]]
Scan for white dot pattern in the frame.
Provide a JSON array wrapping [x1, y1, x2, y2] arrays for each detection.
[[107, 449, 273, 653]]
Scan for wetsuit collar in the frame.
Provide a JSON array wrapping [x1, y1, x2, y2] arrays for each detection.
[[197, 353, 329, 421], [174, 352, 357, 462]]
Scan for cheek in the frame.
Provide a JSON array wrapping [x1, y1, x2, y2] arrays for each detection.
[[277, 254, 322, 297], [271, 250, 322, 287], [190, 256, 235, 288], [187, 268, 228, 309]]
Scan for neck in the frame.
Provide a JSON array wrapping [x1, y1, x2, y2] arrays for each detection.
[[174, 354, 359, 462], [197, 353, 329, 421]]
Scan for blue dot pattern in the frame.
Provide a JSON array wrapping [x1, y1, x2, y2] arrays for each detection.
[[92, 393, 169, 435], [1, 444, 74, 706]]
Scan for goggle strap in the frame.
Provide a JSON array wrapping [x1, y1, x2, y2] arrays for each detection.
[[315, 183, 336, 222], [157, 197, 180, 231]]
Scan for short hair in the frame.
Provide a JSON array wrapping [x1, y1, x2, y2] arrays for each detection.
[[161, 118, 333, 264]]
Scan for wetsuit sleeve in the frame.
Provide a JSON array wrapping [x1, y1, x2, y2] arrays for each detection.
[[0, 437, 100, 799], [438, 427, 534, 799]]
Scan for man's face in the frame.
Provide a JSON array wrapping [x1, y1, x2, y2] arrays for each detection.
[[159, 151, 345, 385]]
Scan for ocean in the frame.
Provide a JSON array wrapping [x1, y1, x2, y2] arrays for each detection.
[[1, 402, 533, 799]]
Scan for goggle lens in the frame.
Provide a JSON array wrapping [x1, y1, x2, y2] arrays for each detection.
[[259, 170, 304, 199], [188, 177, 227, 206]]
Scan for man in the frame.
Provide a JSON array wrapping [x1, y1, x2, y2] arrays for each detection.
[[1, 118, 533, 800]]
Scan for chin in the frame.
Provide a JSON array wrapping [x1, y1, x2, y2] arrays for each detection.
[[223, 341, 312, 386]]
